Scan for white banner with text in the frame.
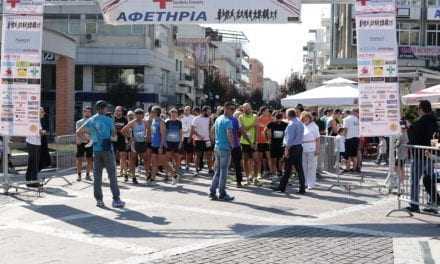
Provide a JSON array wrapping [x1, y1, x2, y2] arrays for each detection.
[[356, 0, 401, 137], [97, 0, 301, 25], [0, 0, 43, 136]]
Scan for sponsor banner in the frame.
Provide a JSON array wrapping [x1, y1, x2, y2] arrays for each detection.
[[399, 46, 440, 59], [0, 0, 43, 136], [97, 0, 301, 25], [355, 0, 396, 15], [427, 7, 440, 20], [356, 0, 401, 137]]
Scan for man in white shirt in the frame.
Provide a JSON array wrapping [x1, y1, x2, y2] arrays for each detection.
[[343, 109, 360, 172], [181, 106, 194, 171], [191, 106, 213, 175]]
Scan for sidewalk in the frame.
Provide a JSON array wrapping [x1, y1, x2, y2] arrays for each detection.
[[0, 163, 439, 264]]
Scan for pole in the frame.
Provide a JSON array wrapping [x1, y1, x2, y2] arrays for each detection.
[[2, 135, 9, 193], [385, 135, 397, 192]]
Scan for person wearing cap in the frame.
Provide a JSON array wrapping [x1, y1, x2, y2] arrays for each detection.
[[77, 100, 125, 208], [122, 108, 150, 184], [165, 108, 183, 184]]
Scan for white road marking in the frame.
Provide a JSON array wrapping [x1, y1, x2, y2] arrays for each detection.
[[6, 220, 156, 255]]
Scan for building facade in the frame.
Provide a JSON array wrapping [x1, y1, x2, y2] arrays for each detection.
[[263, 78, 280, 103], [249, 58, 265, 91]]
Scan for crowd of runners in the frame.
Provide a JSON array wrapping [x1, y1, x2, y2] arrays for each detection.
[[75, 100, 361, 208]]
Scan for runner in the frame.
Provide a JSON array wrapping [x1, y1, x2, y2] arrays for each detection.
[[148, 106, 167, 184], [113, 106, 129, 179], [256, 106, 273, 179], [165, 108, 183, 185], [75, 106, 93, 182], [239, 103, 258, 185], [122, 108, 149, 184], [181, 106, 194, 171], [191, 106, 214, 176], [266, 111, 288, 177]]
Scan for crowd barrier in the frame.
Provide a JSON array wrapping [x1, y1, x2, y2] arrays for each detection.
[[0, 134, 75, 195], [387, 144, 440, 216]]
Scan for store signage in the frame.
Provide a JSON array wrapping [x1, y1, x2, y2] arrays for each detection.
[[356, 0, 401, 137], [399, 46, 440, 58], [427, 7, 440, 20], [0, 0, 43, 136], [97, 0, 301, 25]]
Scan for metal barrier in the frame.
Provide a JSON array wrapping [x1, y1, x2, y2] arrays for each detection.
[[43, 134, 76, 185], [387, 144, 440, 216]]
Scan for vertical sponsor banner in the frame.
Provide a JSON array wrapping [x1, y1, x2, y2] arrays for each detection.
[[356, 0, 401, 137], [0, 0, 44, 136]]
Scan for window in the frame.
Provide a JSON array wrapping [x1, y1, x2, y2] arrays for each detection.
[[86, 15, 98, 34], [42, 65, 56, 91], [75, 66, 83, 91], [351, 20, 357, 46], [397, 22, 420, 46], [427, 24, 440, 46], [131, 25, 144, 35], [68, 15, 81, 35], [161, 70, 169, 95], [93, 67, 145, 92], [428, 0, 438, 6]]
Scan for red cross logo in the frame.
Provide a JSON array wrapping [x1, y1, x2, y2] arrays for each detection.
[[153, 0, 172, 9], [7, 0, 20, 8], [357, 0, 368, 6]]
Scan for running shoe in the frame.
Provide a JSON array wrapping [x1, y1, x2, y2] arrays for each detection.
[[96, 200, 105, 208], [219, 195, 235, 202], [112, 199, 126, 208]]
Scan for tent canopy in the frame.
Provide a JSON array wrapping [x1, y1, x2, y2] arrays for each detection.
[[281, 78, 358, 107], [402, 84, 440, 106]]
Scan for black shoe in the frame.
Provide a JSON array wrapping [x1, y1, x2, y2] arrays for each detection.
[[77, 175, 82, 182], [272, 187, 285, 193], [209, 193, 218, 201], [297, 190, 306, 195], [124, 176, 128, 182], [422, 208, 439, 214], [85, 175, 92, 181], [208, 170, 215, 176], [219, 195, 235, 202], [132, 177, 139, 185], [405, 206, 420, 213], [26, 183, 42, 188], [236, 182, 243, 188]]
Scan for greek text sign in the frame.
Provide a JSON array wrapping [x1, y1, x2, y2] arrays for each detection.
[[356, 0, 401, 137], [0, 0, 43, 136], [97, 0, 301, 25]]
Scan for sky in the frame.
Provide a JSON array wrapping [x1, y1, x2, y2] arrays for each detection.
[[208, 4, 330, 84]]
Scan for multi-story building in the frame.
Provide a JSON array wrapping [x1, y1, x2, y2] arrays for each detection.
[[329, 1, 440, 94], [6, 0, 179, 134], [263, 78, 280, 103], [249, 58, 265, 91]]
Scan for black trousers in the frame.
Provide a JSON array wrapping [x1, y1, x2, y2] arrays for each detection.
[[279, 145, 305, 192], [25, 143, 41, 183], [231, 147, 243, 184]]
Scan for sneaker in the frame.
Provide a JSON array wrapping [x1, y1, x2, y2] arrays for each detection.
[[209, 193, 218, 201], [112, 199, 125, 208], [185, 165, 190, 171], [253, 179, 262, 187], [236, 182, 243, 188], [96, 200, 105, 208], [77, 175, 81, 182], [172, 177, 177, 185], [132, 177, 139, 185], [219, 195, 235, 202], [85, 175, 92, 181], [124, 175, 128, 182], [423, 207, 439, 214], [208, 170, 215, 177]]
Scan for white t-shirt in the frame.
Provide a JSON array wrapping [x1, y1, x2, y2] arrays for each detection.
[[343, 115, 359, 139], [192, 116, 211, 141], [335, 135, 345, 153], [181, 114, 194, 138], [302, 122, 320, 153]]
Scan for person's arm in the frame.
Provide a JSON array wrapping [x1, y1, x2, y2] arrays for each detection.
[[159, 120, 166, 153], [227, 128, 233, 147], [76, 120, 91, 142], [121, 120, 134, 138], [179, 122, 184, 148], [264, 125, 271, 143], [315, 128, 320, 156], [283, 125, 290, 157]]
